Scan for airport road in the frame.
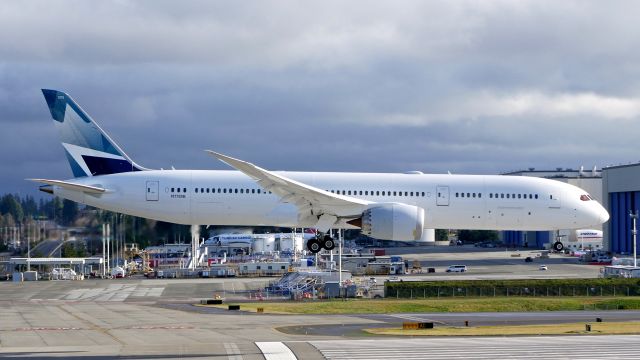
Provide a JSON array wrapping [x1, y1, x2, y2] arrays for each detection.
[[378, 245, 602, 280], [30, 239, 63, 257]]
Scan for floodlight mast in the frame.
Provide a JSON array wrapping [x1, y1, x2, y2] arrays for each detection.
[[631, 210, 638, 268]]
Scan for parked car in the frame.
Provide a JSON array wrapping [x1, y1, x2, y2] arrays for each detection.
[[446, 265, 468, 273], [525, 257, 533, 262], [539, 265, 548, 271]]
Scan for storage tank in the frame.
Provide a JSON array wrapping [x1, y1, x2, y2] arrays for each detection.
[[278, 234, 303, 252], [252, 234, 275, 253]]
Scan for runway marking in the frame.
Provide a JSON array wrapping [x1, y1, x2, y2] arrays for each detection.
[[60, 284, 165, 302], [311, 336, 640, 359], [7, 327, 85, 331], [224, 342, 244, 360], [387, 314, 444, 323], [256, 342, 297, 360]]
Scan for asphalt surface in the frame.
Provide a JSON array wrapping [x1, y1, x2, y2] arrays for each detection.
[[0, 246, 633, 359]]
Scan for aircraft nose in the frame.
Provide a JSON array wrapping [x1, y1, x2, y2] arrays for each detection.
[[599, 206, 610, 224]]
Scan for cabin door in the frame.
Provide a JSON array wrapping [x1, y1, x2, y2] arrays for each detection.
[[146, 181, 159, 201], [436, 185, 450, 206]]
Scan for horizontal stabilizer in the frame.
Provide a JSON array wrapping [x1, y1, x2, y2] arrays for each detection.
[[27, 179, 107, 194]]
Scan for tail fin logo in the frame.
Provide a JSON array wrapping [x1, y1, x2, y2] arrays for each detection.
[[42, 89, 146, 177]]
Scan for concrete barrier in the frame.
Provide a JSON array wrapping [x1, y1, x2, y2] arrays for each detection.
[[200, 299, 223, 305]]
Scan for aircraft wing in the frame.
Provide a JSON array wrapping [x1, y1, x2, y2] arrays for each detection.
[[206, 151, 372, 229], [27, 179, 107, 194]]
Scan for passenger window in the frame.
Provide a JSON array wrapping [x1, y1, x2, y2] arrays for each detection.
[[467, 193, 470, 198], [478, 193, 482, 198], [456, 192, 459, 197], [422, 192, 425, 196], [382, 191, 386, 196], [183, 188, 187, 193], [518, 194, 521, 199], [235, 189, 238, 193], [472, 193, 476, 198], [177, 188, 181, 193], [365, 191, 369, 195], [171, 188, 174, 193], [393, 191, 397, 196], [506, 194, 509, 198], [195, 188, 198, 193], [376, 191, 380, 196], [257, 189, 261, 194], [348, 191, 351, 195], [411, 192, 414, 196]]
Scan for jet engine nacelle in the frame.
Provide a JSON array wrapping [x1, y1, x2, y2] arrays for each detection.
[[356, 203, 425, 241]]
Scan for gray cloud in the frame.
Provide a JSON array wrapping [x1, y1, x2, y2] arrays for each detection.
[[2, 1, 640, 196]]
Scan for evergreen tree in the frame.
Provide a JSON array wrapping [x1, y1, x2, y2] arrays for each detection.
[[61, 199, 78, 226], [0, 194, 24, 223]]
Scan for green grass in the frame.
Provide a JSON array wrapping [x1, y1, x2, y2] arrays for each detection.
[[207, 296, 640, 314]]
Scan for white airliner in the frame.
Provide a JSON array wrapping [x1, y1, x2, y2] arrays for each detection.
[[30, 89, 609, 253]]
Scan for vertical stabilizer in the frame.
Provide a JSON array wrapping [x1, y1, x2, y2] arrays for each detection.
[[41, 89, 147, 177]]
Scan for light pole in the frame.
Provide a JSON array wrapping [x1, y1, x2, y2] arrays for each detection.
[[631, 210, 638, 268]]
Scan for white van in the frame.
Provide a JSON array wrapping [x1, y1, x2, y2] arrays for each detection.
[[446, 265, 468, 273]]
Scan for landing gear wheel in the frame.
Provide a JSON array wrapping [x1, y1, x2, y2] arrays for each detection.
[[553, 241, 564, 252], [322, 235, 335, 250], [307, 238, 321, 254]]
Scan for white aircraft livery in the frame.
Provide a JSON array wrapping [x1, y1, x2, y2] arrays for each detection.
[[30, 89, 610, 253]]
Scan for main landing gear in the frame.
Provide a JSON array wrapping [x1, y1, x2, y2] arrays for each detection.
[[306, 234, 336, 254]]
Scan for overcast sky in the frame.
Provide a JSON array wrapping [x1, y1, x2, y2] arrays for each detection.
[[2, 1, 640, 196]]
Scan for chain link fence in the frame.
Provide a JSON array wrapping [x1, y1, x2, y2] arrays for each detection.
[[386, 285, 640, 299]]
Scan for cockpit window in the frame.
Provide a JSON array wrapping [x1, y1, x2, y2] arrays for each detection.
[[580, 194, 590, 201]]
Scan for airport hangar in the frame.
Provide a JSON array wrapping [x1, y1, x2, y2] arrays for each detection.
[[500, 167, 603, 250], [602, 162, 640, 254]]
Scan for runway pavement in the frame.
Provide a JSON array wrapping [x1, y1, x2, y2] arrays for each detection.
[[0, 247, 631, 359]]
